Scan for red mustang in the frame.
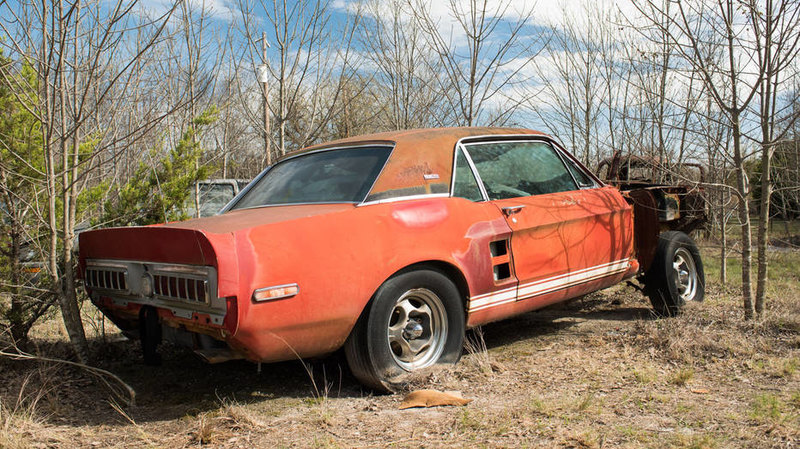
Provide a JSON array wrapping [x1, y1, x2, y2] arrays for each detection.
[[79, 128, 704, 391]]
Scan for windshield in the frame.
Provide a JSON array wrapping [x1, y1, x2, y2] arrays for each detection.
[[231, 146, 392, 209]]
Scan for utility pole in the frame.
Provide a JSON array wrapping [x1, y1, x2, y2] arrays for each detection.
[[258, 31, 271, 165]]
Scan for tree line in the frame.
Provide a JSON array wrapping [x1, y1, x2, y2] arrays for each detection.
[[1, 0, 799, 361]]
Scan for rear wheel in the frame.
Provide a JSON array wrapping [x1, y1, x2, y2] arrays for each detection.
[[344, 269, 465, 392], [644, 231, 705, 316]]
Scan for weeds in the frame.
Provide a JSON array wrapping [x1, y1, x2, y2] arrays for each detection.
[[790, 392, 800, 409], [632, 366, 657, 384], [753, 356, 800, 378], [750, 393, 785, 424], [527, 396, 552, 417], [2, 245, 797, 448], [109, 399, 156, 445], [195, 413, 215, 445], [463, 326, 493, 374], [0, 366, 55, 449], [668, 433, 718, 449], [186, 396, 270, 446], [671, 367, 695, 386], [0, 399, 34, 449], [566, 431, 601, 448], [219, 396, 265, 429], [575, 391, 597, 412], [455, 408, 486, 433], [310, 435, 341, 448], [779, 358, 797, 377]]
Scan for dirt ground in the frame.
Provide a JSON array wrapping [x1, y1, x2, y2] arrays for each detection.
[[2, 272, 799, 448]]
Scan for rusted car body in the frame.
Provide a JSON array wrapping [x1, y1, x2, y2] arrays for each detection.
[[79, 128, 703, 390], [598, 152, 707, 235]]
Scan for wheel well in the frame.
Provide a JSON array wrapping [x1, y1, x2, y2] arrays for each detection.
[[393, 261, 471, 312]]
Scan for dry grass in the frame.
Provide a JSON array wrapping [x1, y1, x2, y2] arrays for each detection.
[[0, 362, 61, 449], [0, 399, 36, 449], [670, 367, 695, 386], [462, 326, 493, 374], [1, 245, 798, 447]]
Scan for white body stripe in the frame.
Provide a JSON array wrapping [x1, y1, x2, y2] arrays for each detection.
[[469, 259, 630, 312]]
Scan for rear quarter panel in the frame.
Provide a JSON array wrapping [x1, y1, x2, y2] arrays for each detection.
[[228, 197, 511, 362]]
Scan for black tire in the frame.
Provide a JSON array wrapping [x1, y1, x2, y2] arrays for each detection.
[[344, 269, 465, 392], [644, 231, 705, 317]]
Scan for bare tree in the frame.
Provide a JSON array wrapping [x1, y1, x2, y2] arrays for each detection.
[[235, 0, 362, 160], [532, 3, 614, 165], [631, 0, 767, 319], [358, 0, 444, 130], [0, 0, 180, 359], [749, 0, 800, 315], [410, 0, 545, 127]]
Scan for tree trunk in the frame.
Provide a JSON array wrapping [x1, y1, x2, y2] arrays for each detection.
[[6, 209, 29, 346], [755, 142, 770, 317], [720, 186, 727, 285], [54, 0, 88, 362], [732, 115, 754, 319]]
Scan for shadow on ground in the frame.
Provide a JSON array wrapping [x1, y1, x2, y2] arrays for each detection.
[[475, 295, 654, 351], [0, 292, 655, 428]]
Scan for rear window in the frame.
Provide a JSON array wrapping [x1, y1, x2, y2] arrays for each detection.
[[231, 146, 391, 209], [198, 183, 236, 217]]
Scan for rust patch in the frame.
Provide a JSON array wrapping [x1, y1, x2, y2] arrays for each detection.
[[624, 189, 659, 273]]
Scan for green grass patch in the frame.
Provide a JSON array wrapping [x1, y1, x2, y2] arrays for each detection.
[[750, 393, 785, 424]]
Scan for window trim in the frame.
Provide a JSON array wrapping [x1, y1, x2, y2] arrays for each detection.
[[548, 140, 601, 189], [359, 192, 450, 207], [450, 143, 489, 202]]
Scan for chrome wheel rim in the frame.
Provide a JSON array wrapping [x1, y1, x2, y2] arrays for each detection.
[[673, 247, 698, 302], [387, 288, 447, 371]]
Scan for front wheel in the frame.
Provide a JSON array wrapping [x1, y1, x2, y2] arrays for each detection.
[[644, 231, 705, 316], [344, 269, 465, 392]]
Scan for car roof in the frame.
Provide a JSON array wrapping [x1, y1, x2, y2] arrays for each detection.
[[285, 127, 548, 203], [294, 127, 545, 154]]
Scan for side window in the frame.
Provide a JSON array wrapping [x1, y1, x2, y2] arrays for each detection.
[[452, 147, 484, 201], [560, 153, 596, 187], [465, 141, 578, 200]]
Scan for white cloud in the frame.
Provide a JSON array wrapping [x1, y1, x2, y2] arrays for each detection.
[[334, 0, 642, 29], [131, 0, 237, 22], [534, 0, 640, 27]]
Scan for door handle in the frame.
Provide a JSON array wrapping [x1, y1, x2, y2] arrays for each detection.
[[502, 205, 526, 216]]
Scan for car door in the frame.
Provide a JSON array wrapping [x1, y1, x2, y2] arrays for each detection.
[[462, 139, 632, 309]]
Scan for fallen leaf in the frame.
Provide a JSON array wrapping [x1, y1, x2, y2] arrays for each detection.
[[399, 389, 473, 409]]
